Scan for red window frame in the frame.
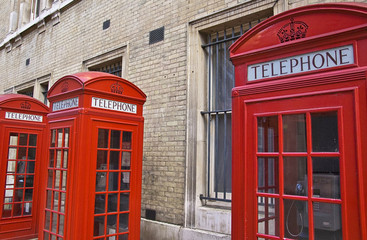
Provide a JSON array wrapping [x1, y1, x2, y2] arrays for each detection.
[[1, 132, 38, 219], [43, 127, 70, 239], [243, 89, 362, 240], [93, 127, 133, 240]]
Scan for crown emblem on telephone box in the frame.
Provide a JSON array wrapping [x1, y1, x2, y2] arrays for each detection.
[[20, 101, 31, 109], [111, 82, 123, 94], [277, 18, 308, 43]]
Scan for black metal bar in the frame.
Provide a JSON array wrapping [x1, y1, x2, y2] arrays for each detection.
[[207, 35, 212, 199], [201, 35, 241, 48], [223, 34, 228, 199], [201, 109, 231, 115], [214, 32, 220, 199], [200, 194, 232, 203]]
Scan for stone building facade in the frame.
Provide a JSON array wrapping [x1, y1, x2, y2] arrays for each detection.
[[0, 0, 366, 239]]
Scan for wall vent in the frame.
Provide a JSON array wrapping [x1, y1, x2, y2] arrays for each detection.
[[149, 26, 164, 44], [145, 209, 156, 220], [103, 20, 110, 30]]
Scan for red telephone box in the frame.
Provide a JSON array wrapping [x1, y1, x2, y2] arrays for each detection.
[[230, 3, 367, 240], [38, 72, 146, 240], [0, 94, 49, 240]]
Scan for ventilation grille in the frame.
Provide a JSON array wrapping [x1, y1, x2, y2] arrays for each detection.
[[149, 27, 164, 44]]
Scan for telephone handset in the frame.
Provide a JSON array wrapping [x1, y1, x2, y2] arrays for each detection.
[[286, 182, 305, 238]]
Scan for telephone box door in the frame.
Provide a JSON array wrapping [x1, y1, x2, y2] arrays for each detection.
[[91, 120, 142, 240], [244, 89, 362, 239], [0, 128, 43, 237]]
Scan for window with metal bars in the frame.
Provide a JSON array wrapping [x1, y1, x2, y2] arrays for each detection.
[[90, 60, 122, 77], [200, 18, 269, 202]]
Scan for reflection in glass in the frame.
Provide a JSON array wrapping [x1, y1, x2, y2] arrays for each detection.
[[119, 213, 129, 232], [284, 199, 308, 239], [55, 170, 61, 189], [60, 192, 66, 213], [120, 193, 129, 212], [108, 194, 118, 213], [62, 171, 67, 190], [23, 202, 32, 215], [120, 172, 130, 191], [110, 130, 121, 149], [283, 114, 306, 152], [258, 157, 278, 194], [14, 189, 23, 202], [94, 215, 105, 236], [6, 175, 15, 187], [24, 189, 33, 201], [98, 129, 109, 148], [5, 189, 14, 198], [18, 147, 27, 160], [28, 148, 36, 160], [63, 150, 68, 168], [118, 234, 128, 240], [14, 203, 22, 216], [122, 132, 132, 149], [46, 191, 52, 209], [121, 152, 131, 170], [258, 197, 279, 236], [313, 203, 342, 239], [64, 128, 69, 147], [29, 134, 37, 146], [95, 194, 106, 214], [9, 133, 18, 145], [107, 214, 117, 234], [97, 151, 108, 170], [284, 157, 307, 196], [57, 129, 63, 148], [16, 175, 25, 187], [109, 172, 119, 191], [27, 161, 35, 173], [26, 175, 34, 187], [53, 192, 59, 211], [8, 148, 17, 160], [59, 215, 65, 236], [258, 116, 278, 152], [56, 150, 62, 168], [49, 150, 55, 168], [96, 172, 107, 192], [7, 161, 16, 173], [110, 151, 120, 170], [19, 133, 28, 146], [312, 112, 339, 152], [50, 129, 56, 147], [48, 170, 54, 188], [43, 232, 49, 240], [16, 161, 26, 173], [45, 211, 51, 229], [51, 212, 58, 233]]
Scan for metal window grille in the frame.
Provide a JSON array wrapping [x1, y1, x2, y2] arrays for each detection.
[[18, 87, 34, 98], [200, 18, 268, 203], [91, 61, 122, 77]]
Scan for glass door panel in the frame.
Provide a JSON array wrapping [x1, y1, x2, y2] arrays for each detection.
[[43, 127, 70, 240], [256, 110, 342, 240], [93, 128, 132, 240], [2, 132, 38, 219]]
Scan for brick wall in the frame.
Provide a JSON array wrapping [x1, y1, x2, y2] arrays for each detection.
[[0, 0, 366, 228]]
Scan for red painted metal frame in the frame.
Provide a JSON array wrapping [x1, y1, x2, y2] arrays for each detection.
[[230, 3, 367, 240], [0, 94, 49, 240], [37, 72, 146, 240]]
